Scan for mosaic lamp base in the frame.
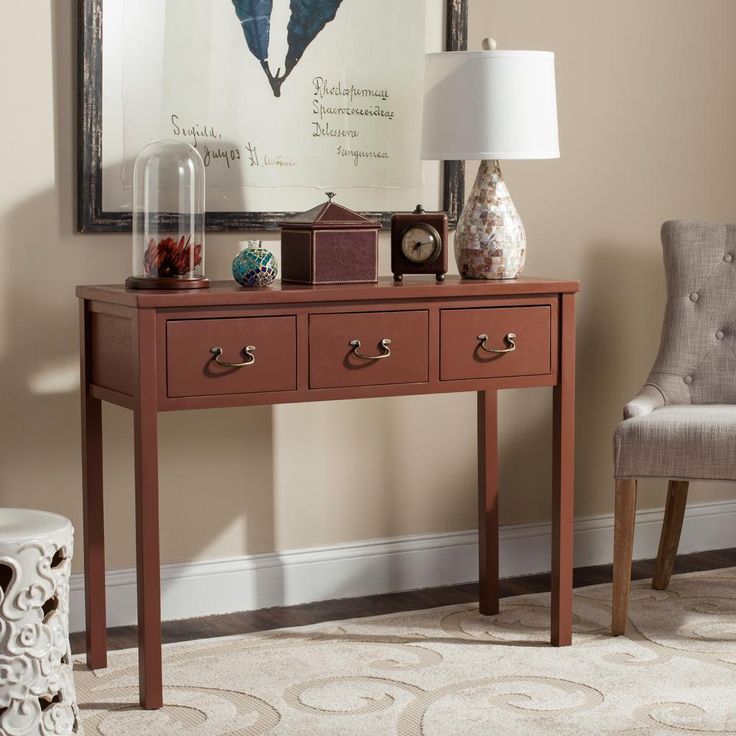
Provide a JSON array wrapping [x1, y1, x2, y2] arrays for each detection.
[[455, 159, 527, 280]]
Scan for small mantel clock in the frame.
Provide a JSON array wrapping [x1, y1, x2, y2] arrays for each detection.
[[391, 205, 448, 282]]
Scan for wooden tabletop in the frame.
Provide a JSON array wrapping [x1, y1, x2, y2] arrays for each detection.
[[77, 276, 580, 308]]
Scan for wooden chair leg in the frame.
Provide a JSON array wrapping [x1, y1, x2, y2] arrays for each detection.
[[612, 479, 637, 635], [652, 480, 689, 591]]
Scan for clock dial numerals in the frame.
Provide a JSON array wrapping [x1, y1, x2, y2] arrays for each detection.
[[401, 224, 442, 264], [391, 208, 448, 281]]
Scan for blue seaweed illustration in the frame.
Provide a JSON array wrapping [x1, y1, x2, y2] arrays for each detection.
[[232, 0, 273, 79], [285, 0, 344, 76], [231, 0, 345, 97]]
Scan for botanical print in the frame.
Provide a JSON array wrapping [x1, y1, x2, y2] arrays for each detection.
[[232, 0, 345, 97], [100, 0, 432, 217], [80, 0, 465, 231]]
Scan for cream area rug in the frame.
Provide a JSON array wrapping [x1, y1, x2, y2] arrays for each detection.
[[75, 568, 736, 735]]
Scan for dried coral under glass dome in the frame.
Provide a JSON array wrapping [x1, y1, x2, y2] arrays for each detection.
[[126, 140, 209, 290]]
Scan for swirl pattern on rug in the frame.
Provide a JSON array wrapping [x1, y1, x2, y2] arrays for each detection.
[[75, 568, 736, 735]]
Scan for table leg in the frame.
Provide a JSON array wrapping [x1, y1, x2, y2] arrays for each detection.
[[80, 301, 107, 670], [134, 311, 163, 709], [82, 397, 106, 669], [478, 390, 499, 616], [551, 293, 575, 646]]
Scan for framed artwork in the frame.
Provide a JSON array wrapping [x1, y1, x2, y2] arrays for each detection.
[[77, 0, 467, 232]]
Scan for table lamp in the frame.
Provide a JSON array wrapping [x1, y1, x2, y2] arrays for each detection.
[[421, 38, 559, 279]]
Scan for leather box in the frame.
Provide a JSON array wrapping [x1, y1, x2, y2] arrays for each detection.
[[280, 198, 381, 284]]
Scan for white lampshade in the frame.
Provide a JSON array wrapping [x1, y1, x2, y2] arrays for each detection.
[[421, 50, 559, 161]]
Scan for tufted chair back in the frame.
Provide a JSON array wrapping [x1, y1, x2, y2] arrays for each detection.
[[644, 220, 736, 406]]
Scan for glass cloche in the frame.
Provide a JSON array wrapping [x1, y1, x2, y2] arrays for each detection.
[[126, 140, 209, 289]]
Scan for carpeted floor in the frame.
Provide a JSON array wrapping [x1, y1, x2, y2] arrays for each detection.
[[75, 567, 736, 735]]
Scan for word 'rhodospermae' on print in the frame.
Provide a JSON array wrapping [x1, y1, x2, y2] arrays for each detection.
[[232, 0, 345, 97]]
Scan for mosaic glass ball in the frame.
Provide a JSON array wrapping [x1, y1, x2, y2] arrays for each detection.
[[232, 247, 278, 287]]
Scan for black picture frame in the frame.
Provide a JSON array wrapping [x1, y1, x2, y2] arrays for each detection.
[[77, 0, 467, 233]]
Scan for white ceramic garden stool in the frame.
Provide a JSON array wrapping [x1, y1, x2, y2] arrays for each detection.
[[0, 509, 79, 735]]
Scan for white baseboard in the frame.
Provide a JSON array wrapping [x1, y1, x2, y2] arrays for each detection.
[[68, 498, 736, 633]]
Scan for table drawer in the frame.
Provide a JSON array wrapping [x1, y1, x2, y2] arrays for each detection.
[[441, 306, 551, 381], [310, 311, 429, 389], [167, 317, 296, 397]]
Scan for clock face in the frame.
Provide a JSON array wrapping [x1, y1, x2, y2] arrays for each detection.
[[401, 224, 442, 264]]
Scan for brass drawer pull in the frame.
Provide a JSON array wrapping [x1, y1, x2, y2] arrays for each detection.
[[348, 338, 392, 361], [209, 345, 256, 367], [477, 332, 516, 354]]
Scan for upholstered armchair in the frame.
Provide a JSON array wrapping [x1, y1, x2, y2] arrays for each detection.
[[611, 220, 736, 634]]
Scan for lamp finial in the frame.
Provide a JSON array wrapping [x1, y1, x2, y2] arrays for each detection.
[[482, 37, 497, 51]]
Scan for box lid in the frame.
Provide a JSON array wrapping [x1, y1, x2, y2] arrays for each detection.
[[281, 194, 381, 231]]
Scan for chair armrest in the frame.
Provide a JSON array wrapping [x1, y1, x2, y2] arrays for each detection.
[[623, 385, 665, 419]]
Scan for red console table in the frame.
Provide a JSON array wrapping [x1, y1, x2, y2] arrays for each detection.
[[77, 276, 578, 709]]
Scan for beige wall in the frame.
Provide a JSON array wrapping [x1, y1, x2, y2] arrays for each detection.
[[1, 1, 736, 574]]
